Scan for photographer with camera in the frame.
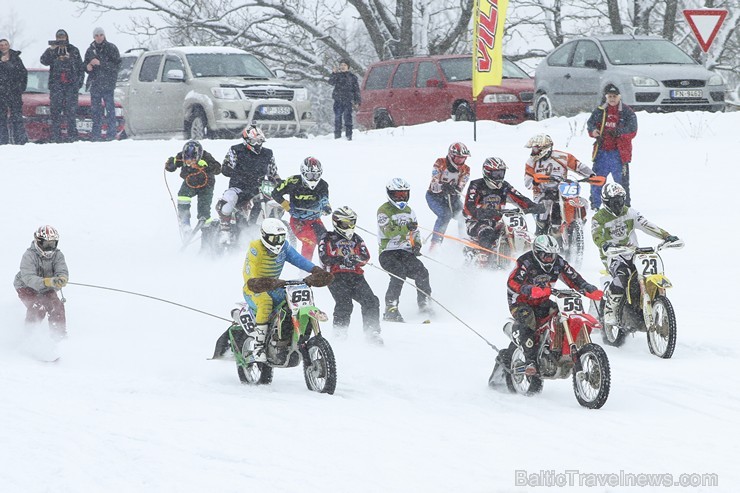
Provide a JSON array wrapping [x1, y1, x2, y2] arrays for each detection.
[[587, 84, 637, 209], [40, 29, 84, 143]]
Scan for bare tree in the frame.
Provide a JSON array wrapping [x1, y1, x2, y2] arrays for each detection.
[[0, 9, 30, 52]]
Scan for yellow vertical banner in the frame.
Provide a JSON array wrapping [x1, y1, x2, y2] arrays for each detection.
[[472, 0, 509, 100]]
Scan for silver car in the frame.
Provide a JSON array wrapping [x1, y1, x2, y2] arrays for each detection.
[[533, 35, 726, 120]]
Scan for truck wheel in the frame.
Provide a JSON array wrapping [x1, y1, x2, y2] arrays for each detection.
[[187, 109, 208, 140]]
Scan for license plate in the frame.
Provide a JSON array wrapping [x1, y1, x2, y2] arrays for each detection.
[[76, 120, 93, 132], [259, 106, 291, 116], [670, 90, 702, 98]]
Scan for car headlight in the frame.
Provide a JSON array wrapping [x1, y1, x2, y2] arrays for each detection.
[[115, 107, 123, 117], [708, 74, 724, 86], [294, 88, 308, 101], [35, 106, 51, 116], [210, 87, 240, 99], [482, 93, 518, 103], [632, 76, 659, 87]]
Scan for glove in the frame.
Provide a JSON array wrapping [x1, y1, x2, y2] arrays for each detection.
[[665, 235, 679, 243], [247, 277, 286, 293], [530, 286, 551, 299], [407, 221, 418, 231], [322, 205, 332, 216], [526, 203, 546, 215], [164, 157, 177, 172], [442, 182, 458, 194], [43, 276, 68, 289], [346, 254, 363, 265], [585, 289, 604, 301], [304, 267, 334, 287], [280, 200, 290, 212], [411, 243, 422, 256]]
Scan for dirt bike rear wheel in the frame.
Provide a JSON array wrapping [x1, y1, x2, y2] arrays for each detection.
[[303, 335, 337, 394], [236, 337, 273, 385], [647, 295, 677, 359], [572, 343, 610, 409], [505, 343, 543, 396], [599, 298, 627, 347]]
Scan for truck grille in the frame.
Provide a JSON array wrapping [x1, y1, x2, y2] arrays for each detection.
[[241, 88, 294, 101]]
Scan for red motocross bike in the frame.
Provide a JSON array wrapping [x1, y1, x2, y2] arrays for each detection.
[[489, 289, 611, 409]]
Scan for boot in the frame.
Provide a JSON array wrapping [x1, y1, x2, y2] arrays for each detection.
[[383, 301, 404, 323], [364, 329, 384, 346], [252, 324, 268, 363], [418, 297, 434, 316], [603, 291, 623, 326]]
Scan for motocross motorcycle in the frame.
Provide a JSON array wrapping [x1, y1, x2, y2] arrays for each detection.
[[597, 239, 684, 359], [534, 174, 604, 268], [201, 178, 294, 255], [226, 280, 337, 394], [463, 208, 534, 270], [489, 289, 611, 409]]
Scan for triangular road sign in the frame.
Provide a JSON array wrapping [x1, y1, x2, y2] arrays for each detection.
[[683, 9, 728, 52]]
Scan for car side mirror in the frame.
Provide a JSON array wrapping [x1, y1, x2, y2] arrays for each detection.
[[426, 79, 445, 89], [584, 59, 605, 70], [166, 69, 185, 82], [273, 69, 286, 78]]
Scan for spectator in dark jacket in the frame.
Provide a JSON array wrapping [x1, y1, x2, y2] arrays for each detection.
[[587, 84, 638, 208], [84, 27, 121, 141], [328, 59, 361, 141], [40, 29, 84, 143], [0, 38, 29, 145]]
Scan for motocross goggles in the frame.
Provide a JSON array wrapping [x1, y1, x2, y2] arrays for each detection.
[[535, 251, 556, 264], [388, 190, 410, 204], [485, 170, 506, 182], [38, 239, 58, 252], [334, 218, 356, 230], [262, 233, 286, 249], [303, 171, 322, 182]]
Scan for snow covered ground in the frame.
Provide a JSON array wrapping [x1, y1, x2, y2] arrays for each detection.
[[1, 112, 738, 492]]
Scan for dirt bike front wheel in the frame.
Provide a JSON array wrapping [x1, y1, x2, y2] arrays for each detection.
[[236, 337, 273, 385], [572, 343, 610, 409], [566, 220, 584, 269], [505, 343, 543, 396], [303, 335, 337, 394], [647, 295, 677, 359]]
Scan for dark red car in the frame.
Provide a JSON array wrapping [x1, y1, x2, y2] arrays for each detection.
[[357, 54, 534, 129], [22, 68, 126, 142]]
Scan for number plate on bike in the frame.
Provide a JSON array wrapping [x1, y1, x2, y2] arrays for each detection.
[[559, 294, 584, 315], [504, 213, 526, 229], [558, 182, 581, 198], [634, 253, 664, 277], [286, 283, 313, 311]]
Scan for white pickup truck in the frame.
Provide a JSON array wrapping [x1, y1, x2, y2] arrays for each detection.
[[118, 46, 315, 139]]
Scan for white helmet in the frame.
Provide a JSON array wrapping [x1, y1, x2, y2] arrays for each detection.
[[242, 126, 266, 154], [525, 134, 553, 161], [300, 157, 322, 190], [601, 182, 627, 216], [260, 218, 287, 255], [34, 225, 60, 259], [332, 206, 357, 240], [532, 234, 560, 272], [386, 178, 411, 210]]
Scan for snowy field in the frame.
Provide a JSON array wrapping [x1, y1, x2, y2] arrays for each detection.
[[1, 111, 738, 492]]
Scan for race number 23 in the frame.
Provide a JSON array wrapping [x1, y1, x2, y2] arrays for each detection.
[[642, 258, 658, 275]]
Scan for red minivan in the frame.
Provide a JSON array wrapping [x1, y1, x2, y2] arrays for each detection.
[[356, 54, 534, 130]]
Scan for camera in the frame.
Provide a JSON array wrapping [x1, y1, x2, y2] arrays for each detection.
[[48, 40, 69, 46]]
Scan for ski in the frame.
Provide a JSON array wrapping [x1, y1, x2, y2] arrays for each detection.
[[180, 218, 206, 251]]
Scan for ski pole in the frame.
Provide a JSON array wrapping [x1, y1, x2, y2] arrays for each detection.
[[66, 282, 231, 322], [355, 225, 456, 270], [59, 288, 66, 303], [365, 262, 499, 352]]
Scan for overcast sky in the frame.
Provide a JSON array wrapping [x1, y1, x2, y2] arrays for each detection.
[[0, 0, 146, 67]]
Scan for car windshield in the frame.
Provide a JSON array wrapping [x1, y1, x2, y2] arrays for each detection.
[[601, 39, 697, 65], [117, 56, 138, 82], [185, 53, 274, 78], [26, 71, 50, 93], [439, 57, 530, 81]]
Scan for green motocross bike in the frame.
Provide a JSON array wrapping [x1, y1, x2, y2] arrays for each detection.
[[227, 280, 337, 394]]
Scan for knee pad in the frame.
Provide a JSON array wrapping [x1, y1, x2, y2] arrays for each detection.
[[512, 305, 535, 330], [220, 188, 240, 216]]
